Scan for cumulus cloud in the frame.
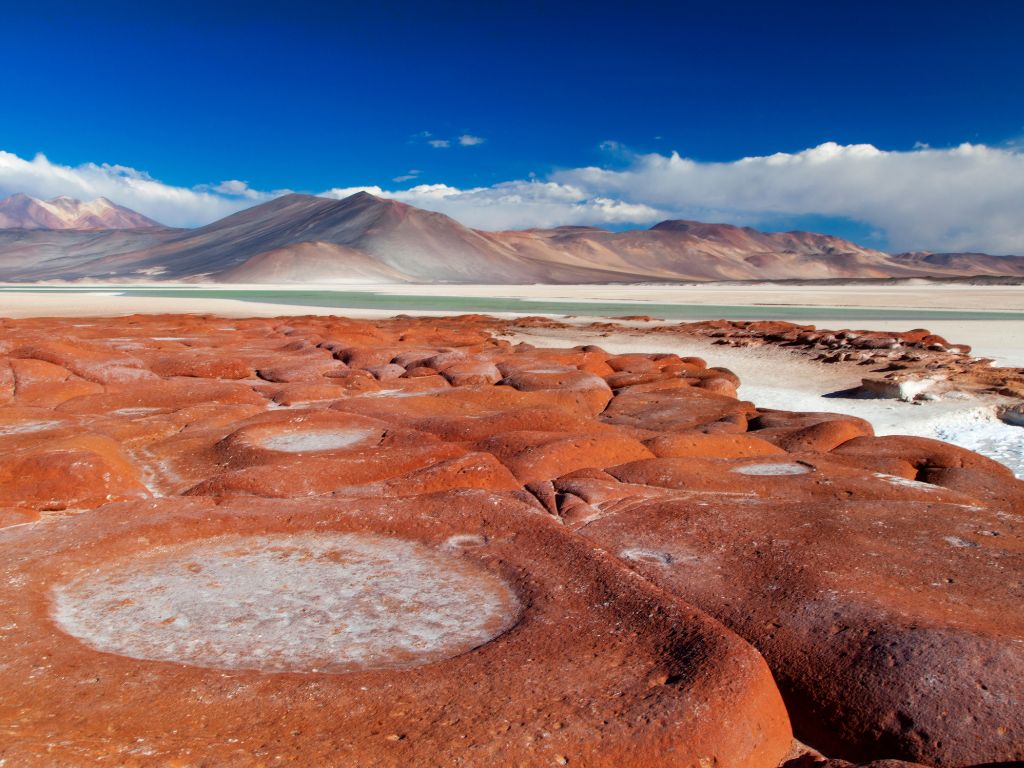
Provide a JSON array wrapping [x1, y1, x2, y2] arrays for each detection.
[[323, 141, 1024, 251], [206, 179, 266, 199], [427, 139, 451, 149], [2, 142, 1024, 252], [553, 142, 1024, 253], [458, 134, 485, 146], [0, 150, 273, 227], [322, 180, 667, 230]]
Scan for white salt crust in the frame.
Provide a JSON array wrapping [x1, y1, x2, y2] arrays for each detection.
[[0, 419, 62, 435], [732, 462, 812, 476], [260, 428, 376, 453], [619, 548, 673, 565], [51, 532, 520, 673]]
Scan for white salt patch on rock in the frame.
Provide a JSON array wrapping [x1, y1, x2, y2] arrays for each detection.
[[443, 533, 488, 551], [733, 462, 812, 476], [51, 532, 519, 674], [0, 419, 62, 435], [927, 410, 1024, 479], [857, 376, 940, 402], [872, 473, 938, 491], [261, 429, 375, 453], [619, 547, 673, 565], [943, 535, 978, 548]]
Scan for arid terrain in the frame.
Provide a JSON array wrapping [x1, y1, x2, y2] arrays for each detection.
[[0, 193, 162, 230], [0, 311, 1021, 767], [5, 2, 1021, 765], [1, 192, 1023, 283]]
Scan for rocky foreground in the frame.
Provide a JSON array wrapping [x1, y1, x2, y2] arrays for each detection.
[[0, 313, 1021, 767]]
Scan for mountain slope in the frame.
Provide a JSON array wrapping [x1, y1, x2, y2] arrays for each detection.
[[890, 250, 1024, 277], [0, 228, 182, 280], [0, 194, 163, 230], [0, 191, 1022, 283], [218, 241, 413, 283], [54, 192, 632, 283], [496, 221, 915, 281]]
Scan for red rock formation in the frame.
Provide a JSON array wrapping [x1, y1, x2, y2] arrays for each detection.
[[0, 312, 1020, 766], [574, 494, 1024, 766], [0, 493, 791, 766]]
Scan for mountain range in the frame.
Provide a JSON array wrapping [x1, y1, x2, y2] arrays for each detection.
[[0, 191, 1021, 283], [0, 194, 161, 230]]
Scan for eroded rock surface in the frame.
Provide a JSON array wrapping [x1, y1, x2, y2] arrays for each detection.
[[0, 313, 1021, 767], [0, 493, 789, 767], [597, 318, 1023, 403]]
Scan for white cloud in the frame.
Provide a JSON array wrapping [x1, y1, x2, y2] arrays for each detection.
[[417, 134, 484, 148], [0, 150, 272, 227], [325, 185, 387, 198], [392, 169, 421, 182], [207, 179, 265, 199], [551, 142, 1024, 253], [2, 142, 1024, 252], [323, 180, 667, 230]]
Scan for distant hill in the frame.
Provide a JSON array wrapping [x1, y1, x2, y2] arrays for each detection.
[[0, 194, 163, 230], [0, 191, 1021, 283], [888, 250, 1024, 276]]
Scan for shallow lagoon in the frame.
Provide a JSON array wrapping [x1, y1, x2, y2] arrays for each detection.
[[4, 286, 1023, 322]]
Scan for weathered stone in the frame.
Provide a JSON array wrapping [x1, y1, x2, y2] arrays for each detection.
[[0, 493, 792, 767]]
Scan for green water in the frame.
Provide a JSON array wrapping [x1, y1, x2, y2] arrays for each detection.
[[3, 286, 1023, 322]]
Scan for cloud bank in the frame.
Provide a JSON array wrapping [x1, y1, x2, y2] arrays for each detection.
[[323, 181, 666, 230], [553, 142, 1024, 253], [2, 143, 1023, 252], [333, 142, 1024, 252], [0, 151, 275, 227]]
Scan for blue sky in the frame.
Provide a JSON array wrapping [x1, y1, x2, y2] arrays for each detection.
[[2, 1, 1023, 252]]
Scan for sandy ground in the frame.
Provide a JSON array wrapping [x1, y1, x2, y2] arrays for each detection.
[[0, 292, 441, 321], [11, 281, 1023, 310], [298, 281, 1024, 312]]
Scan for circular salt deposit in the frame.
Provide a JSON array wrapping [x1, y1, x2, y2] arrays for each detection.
[[51, 532, 519, 673], [260, 428, 375, 453], [732, 462, 812, 476]]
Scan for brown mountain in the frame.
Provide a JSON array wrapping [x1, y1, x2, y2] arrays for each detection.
[[0, 194, 163, 230], [0, 191, 1021, 283]]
